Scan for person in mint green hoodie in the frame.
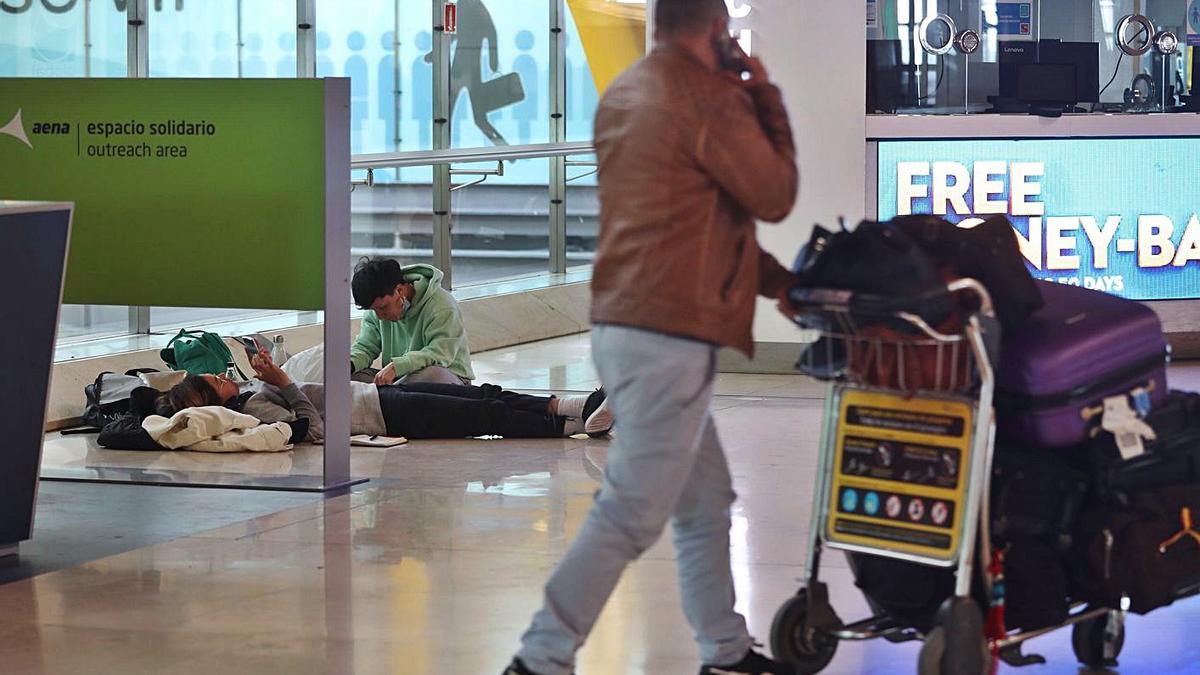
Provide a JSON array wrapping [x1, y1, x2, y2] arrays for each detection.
[[350, 258, 476, 386]]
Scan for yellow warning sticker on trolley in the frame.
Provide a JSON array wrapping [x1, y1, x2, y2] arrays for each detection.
[[824, 389, 975, 563]]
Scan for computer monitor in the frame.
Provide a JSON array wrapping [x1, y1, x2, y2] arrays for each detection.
[[1015, 62, 1078, 105], [866, 39, 918, 113], [999, 42, 1039, 98], [1038, 39, 1100, 104]]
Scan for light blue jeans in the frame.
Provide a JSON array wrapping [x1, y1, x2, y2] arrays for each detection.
[[516, 325, 754, 674]]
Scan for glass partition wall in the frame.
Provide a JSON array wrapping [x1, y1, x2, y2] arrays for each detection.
[[1, 0, 642, 349], [3, 0, 644, 490], [868, 0, 1194, 115]]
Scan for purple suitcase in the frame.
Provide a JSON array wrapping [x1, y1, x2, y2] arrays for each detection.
[[996, 281, 1169, 448]]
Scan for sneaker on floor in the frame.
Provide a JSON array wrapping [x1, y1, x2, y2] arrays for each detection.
[[699, 648, 795, 675], [582, 388, 613, 437], [502, 658, 572, 675], [501, 659, 533, 675]]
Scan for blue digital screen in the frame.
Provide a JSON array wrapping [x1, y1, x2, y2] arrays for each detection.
[[877, 138, 1200, 301]]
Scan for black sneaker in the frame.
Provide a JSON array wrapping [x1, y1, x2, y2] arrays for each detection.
[[699, 648, 796, 675], [501, 658, 538, 675], [502, 658, 573, 675], [582, 388, 613, 437]]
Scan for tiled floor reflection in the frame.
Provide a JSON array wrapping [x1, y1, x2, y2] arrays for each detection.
[[9, 336, 1200, 673]]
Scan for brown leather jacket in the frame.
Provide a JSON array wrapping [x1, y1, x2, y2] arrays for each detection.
[[589, 46, 799, 356]]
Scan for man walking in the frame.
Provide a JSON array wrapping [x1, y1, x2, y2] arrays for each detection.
[[505, 1, 799, 673]]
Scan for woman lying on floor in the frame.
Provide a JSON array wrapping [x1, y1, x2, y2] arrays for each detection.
[[155, 350, 612, 442]]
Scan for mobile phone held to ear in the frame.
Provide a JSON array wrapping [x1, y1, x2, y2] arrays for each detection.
[[715, 31, 748, 73]]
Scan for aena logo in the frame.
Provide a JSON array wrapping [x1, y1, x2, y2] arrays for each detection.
[[0, 109, 34, 149]]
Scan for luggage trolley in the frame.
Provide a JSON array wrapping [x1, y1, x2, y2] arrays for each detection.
[[769, 278, 1126, 675]]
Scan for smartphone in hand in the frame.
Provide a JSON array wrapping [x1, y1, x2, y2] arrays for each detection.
[[236, 335, 266, 361]]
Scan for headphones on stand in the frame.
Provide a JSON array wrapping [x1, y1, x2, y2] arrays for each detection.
[[1116, 14, 1179, 111], [918, 13, 981, 56]]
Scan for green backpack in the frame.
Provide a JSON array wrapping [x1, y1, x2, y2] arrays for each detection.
[[160, 330, 246, 377]]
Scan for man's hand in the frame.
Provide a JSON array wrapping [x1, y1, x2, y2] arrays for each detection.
[[740, 56, 770, 90], [374, 361, 397, 385], [252, 350, 292, 389], [723, 56, 771, 92]]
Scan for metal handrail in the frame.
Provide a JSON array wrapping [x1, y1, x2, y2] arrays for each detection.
[[449, 161, 505, 192], [351, 141, 596, 171], [565, 157, 600, 184]]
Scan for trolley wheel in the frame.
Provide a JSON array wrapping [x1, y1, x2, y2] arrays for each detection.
[[918, 599, 989, 675], [770, 590, 838, 674], [1072, 612, 1125, 669]]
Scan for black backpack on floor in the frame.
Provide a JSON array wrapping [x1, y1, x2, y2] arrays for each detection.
[[93, 384, 167, 451], [81, 369, 162, 429]]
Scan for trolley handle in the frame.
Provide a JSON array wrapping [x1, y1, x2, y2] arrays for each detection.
[[787, 278, 995, 324]]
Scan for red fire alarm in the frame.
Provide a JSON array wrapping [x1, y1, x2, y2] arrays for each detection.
[[444, 2, 458, 34]]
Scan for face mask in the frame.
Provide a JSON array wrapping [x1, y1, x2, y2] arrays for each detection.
[[398, 296, 411, 319]]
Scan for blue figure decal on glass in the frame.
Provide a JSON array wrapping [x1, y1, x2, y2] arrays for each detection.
[[577, 58, 599, 132], [564, 32, 577, 133], [378, 31, 399, 152], [345, 31, 369, 154], [447, 0, 524, 146], [211, 31, 235, 77], [412, 30, 433, 150], [511, 30, 538, 144], [0, 34, 17, 76], [315, 30, 333, 77], [276, 32, 296, 78], [242, 33, 267, 78], [174, 31, 199, 76]]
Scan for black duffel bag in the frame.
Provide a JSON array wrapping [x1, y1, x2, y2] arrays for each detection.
[[792, 219, 953, 327], [891, 214, 1043, 331], [1084, 391, 1200, 497], [992, 447, 1089, 547], [1070, 484, 1200, 614], [1065, 393, 1200, 614], [847, 552, 958, 634], [991, 447, 1089, 630]]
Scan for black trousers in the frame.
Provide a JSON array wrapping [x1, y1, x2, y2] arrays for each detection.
[[376, 382, 563, 439]]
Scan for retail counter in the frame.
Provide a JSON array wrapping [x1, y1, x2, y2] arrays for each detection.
[[867, 114, 1200, 352], [0, 202, 72, 557]]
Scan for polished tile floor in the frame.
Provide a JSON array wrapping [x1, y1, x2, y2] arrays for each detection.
[[0, 481, 320, 585], [8, 335, 1200, 674], [38, 334, 826, 489]]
